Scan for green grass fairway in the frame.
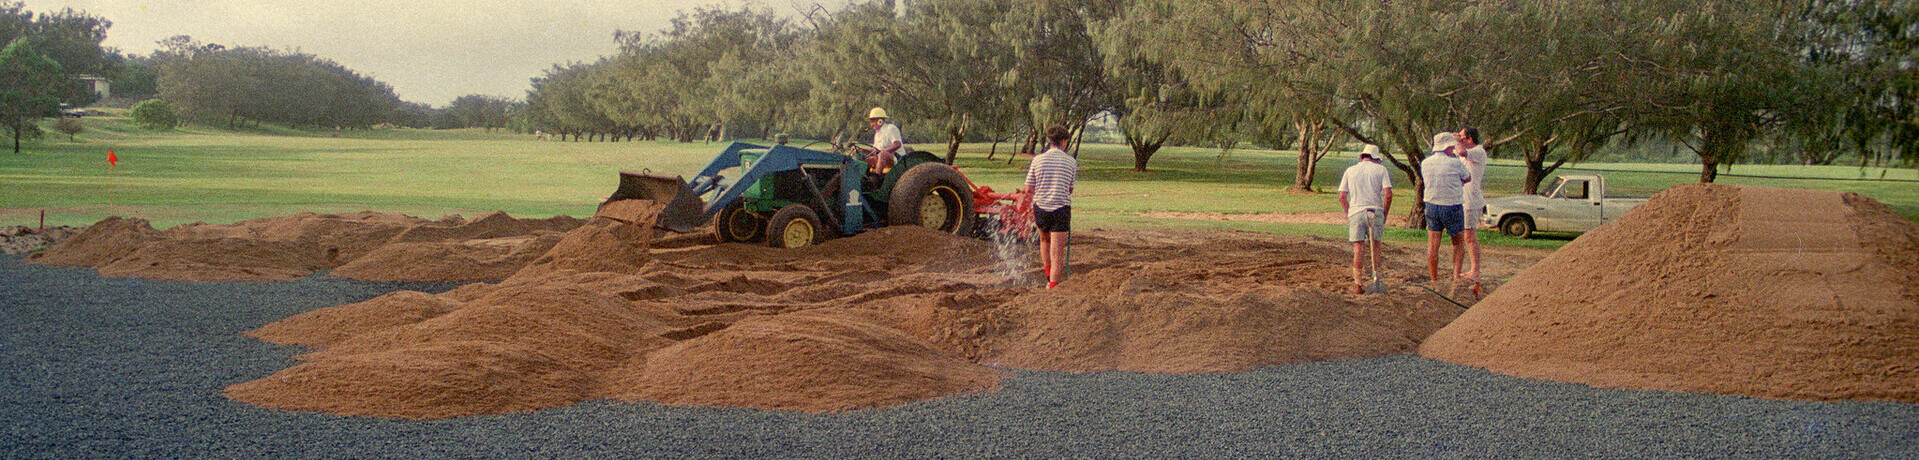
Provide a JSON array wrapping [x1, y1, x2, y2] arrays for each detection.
[[4, 114, 1914, 250]]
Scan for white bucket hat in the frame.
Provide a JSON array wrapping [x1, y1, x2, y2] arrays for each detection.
[[1431, 132, 1459, 153], [1360, 144, 1380, 159]]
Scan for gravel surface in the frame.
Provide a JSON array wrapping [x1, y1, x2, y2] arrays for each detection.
[[3, 255, 1916, 459]]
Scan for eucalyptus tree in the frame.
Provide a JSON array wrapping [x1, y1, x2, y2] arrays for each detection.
[[795, 0, 901, 149], [1092, 5, 1226, 172], [446, 94, 517, 132], [0, 37, 72, 152], [1000, 0, 1126, 152], [526, 62, 615, 141], [1792, 0, 1918, 168], [1104, 0, 1463, 222], [0, 2, 111, 83], [1608, 0, 1816, 183]]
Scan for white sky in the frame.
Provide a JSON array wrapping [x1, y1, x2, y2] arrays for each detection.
[[23, 0, 840, 106]]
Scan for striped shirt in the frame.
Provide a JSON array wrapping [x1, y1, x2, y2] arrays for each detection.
[[1025, 147, 1077, 211]]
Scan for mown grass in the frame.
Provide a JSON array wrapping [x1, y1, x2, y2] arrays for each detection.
[[4, 115, 1913, 251]]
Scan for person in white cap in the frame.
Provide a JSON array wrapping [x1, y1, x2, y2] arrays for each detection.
[[862, 107, 906, 173], [1420, 132, 1473, 283], [1338, 144, 1393, 294]]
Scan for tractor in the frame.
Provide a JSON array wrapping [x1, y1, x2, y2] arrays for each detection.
[[598, 141, 1032, 248]]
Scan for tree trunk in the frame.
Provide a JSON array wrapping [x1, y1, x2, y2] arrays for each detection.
[[1523, 143, 1551, 195], [1132, 142, 1162, 172], [1700, 158, 1719, 183], [947, 113, 974, 164], [1292, 121, 1318, 192], [945, 113, 966, 164]]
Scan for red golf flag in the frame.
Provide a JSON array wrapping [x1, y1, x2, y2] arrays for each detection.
[[108, 150, 118, 167]]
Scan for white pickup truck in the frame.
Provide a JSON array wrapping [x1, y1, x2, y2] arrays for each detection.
[[1483, 174, 1648, 238]]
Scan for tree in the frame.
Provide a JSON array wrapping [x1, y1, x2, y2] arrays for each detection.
[[51, 115, 80, 140], [1612, 0, 1814, 183], [0, 37, 72, 153], [129, 98, 177, 130], [445, 94, 516, 131], [154, 36, 401, 130]]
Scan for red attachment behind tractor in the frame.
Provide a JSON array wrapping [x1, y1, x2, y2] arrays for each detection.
[[968, 182, 1035, 241]]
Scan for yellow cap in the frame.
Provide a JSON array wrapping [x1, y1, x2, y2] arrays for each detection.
[[867, 107, 888, 119]]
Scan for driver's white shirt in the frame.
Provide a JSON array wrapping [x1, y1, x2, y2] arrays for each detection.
[[873, 122, 904, 158]]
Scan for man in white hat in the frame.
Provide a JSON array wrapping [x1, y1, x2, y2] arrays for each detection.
[[863, 107, 906, 173], [1420, 132, 1474, 283], [1338, 144, 1393, 294]]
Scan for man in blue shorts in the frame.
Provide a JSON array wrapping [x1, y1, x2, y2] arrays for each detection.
[[1420, 132, 1473, 283], [1025, 125, 1077, 289]]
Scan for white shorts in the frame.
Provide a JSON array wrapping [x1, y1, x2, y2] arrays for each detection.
[[1347, 210, 1386, 242]]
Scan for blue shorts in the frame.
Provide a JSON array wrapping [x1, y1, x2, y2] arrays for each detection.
[[1424, 203, 1465, 236], [1035, 206, 1071, 232]]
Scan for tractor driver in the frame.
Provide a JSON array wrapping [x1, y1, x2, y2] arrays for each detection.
[[862, 107, 907, 174]]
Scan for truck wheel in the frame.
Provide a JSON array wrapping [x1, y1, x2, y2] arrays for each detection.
[[1500, 215, 1535, 239], [765, 204, 826, 248], [887, 163, 973, 236], [712, 201, 764, 243]]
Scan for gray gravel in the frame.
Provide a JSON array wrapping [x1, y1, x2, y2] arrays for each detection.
[[2, 254, 1916, 459]]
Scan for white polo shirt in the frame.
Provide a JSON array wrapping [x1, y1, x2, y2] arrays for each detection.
[[1463, 145, 1487, 210], [1421, 152, 1469, 206], [1338, 160, 1393, 216], [873, 122, 904, 158]]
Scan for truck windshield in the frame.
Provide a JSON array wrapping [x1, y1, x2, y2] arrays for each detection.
[[1546, 178, 1590, 199]]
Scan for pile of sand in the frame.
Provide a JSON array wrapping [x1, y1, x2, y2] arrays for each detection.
[[985, 231, 1461, 373], [330, 212, 583, 282], [26, 211, 583, 282], [1421, 184, 1919, 404], [223, 215, 1500, 419]]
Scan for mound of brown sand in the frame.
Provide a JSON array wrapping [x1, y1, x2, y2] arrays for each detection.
[[25, 216, 164, 266], [983, 230, 1464, 373], [610, 308, 1003, 412], [229, 219, 1525, 419], [330, 233, 567, 282], [26, 211, 582, 282], [383, 211, 583, 244], [1420, 184, 1919, 404], [224, 341, 596, 420]]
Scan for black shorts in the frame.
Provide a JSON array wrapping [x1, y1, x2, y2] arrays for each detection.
[[1035, 206, 1071, 232]]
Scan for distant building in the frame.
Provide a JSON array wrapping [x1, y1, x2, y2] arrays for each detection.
[[77, 74, 110, 100]]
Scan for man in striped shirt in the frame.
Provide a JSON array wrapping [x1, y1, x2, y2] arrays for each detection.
[[1025, 125, 1078, 289]]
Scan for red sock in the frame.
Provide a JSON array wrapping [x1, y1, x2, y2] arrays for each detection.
[[1047, 281, 1058, 289]]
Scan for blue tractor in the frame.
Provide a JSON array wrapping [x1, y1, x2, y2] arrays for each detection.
[[599, 142, 995, 248]]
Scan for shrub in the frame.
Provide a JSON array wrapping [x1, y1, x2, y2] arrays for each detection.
[[130, 99, 179, 130], [52, 117, 84, 141]]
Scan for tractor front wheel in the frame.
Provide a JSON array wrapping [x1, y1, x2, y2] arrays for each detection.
[[765, 204, 826, 248], [712, 201, 765, 243], [887, 163, 973, 236]]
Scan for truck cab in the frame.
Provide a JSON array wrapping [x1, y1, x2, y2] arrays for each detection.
[[1483, 174, 1648, 238]]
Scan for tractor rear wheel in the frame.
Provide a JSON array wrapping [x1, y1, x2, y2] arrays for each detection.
[[712, 201, 764, 243], [765, 204, 826, 248], [887, 163, 973, 236]]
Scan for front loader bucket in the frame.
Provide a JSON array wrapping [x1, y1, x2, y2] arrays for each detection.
[[597, 170, 706, 233]]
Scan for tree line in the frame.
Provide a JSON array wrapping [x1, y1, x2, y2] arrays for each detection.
[[521, 0, 1913, 218]]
